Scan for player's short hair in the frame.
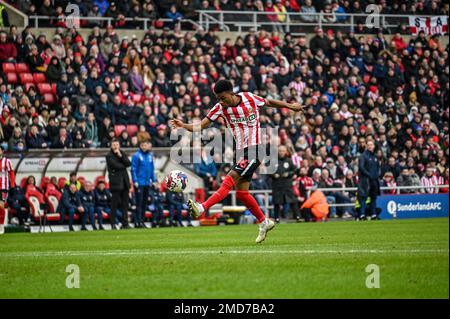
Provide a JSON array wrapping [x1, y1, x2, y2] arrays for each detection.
[[213, 80, 233, 95]]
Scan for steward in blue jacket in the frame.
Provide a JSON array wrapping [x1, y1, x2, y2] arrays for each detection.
[[131, 140, 157, 228]]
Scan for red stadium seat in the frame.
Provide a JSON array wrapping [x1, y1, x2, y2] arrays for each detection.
[[2, 62, 15, 73], [132, 94, 142, 103], [19, 73, 34, 84], [38, 83, 52, 94], [20, 177, 28, 189], [77, 176, 86, 187], [40, 176, 51, 191], [25, 185, 46, 221], [114, 125, 126, 137], [33, 73, 46, 84], [94, 176, 109, 188], [58, 177, 67, 190], [25, 82, 36, 92], [126, 125, 138, 137], [6, 72, 18, 84], [43, 93, 55, 104], [15, 63, 29, 73], [44, 184, 62, 222], [363, 74, 371, 84], [51, 83, 57, 95]]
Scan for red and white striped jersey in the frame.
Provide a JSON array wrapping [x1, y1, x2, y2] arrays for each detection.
[[0, 157, 15, 191], [291, 153, 303, 169], [206, 92, 266, 150], [420, 175, 439, 194]]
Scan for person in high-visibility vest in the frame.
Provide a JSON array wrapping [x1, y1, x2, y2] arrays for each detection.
[[0, 4, 10, 28]]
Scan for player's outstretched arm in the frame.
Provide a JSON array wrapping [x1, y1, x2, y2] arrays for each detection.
[[265, 98, 304, 112], [169, 117, 212, 132]]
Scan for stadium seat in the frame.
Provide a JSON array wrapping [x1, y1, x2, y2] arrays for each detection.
[[38, 83, 52, 94], [40, 176, 51, 191], [58, 177, 67, 190], [33, 73, 46, 84], [19, 73, 34, 84], [77, 176, 86, 187], [126, 125, 138, 137], [363, 74, 371, 84], [25, 82, 36, 92], [44, 184, 62, 222], [94, 176, 109, 188], [144, 210, 188, 219], [51, 83, 57, 95], [2, 62, 15, 73], [6, 72, 18, 84], [114, 125, 126, 137], [43, 93, 55, 105], [25, 185, 46, 221], [15, 63, 29, 73], [132, 94, 142, 103], [19, 177, 28, 189]]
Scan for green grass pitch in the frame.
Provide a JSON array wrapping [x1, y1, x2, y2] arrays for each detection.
[[0, 218, 448, 299]]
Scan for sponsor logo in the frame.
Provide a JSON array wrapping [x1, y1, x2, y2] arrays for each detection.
[[387, 200, 442, 215], [230, 114, 256, 124]]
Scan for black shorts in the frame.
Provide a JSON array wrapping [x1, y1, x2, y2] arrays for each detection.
[[232, 147, 263, 182]]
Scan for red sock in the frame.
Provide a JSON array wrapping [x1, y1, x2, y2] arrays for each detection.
[[236, 190, 266, 223], [0, 208, 5, 224], [202, 175, 235, 211]]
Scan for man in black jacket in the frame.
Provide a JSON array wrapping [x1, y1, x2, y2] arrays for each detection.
[[271, 145, 299, 223], [106, 138, 131, 229], [357, 140, 381, 220]]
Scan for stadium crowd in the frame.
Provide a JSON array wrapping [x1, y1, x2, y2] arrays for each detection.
[[4, 0, 449, 24], [0, 4, 449, 222]]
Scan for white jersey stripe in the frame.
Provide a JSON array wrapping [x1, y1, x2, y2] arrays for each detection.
[[206, 92, 264, 150]]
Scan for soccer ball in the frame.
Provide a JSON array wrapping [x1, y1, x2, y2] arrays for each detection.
[[165, 170, 188, 193]]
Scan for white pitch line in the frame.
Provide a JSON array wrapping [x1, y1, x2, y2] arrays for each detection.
[[0, 248, 448, 258]]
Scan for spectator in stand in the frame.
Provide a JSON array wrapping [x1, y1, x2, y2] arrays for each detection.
[[421, 166, 440, 194], [26, 124, 48, 149], [58, 183, 84, 232], [300, 0, 318, 22], [0, 31, 16, 62], [380, 171, 397, 195], [165, 4, 184, 28]]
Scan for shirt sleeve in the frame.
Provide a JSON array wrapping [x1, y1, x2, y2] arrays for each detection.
[[249, 92, 266, 107], [206, 103, 223, 122], [7, 159, 15, 188]]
